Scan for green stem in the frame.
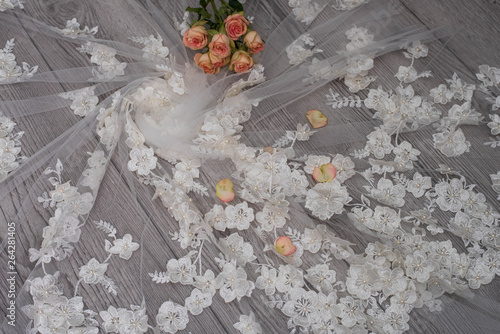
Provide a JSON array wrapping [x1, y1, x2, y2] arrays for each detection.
[[209, 0, 221, 24]]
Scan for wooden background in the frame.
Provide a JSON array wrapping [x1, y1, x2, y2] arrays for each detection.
[[1, 0, 500, 333]]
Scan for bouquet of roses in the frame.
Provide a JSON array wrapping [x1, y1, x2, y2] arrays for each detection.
[[182, 0, 265, 74]]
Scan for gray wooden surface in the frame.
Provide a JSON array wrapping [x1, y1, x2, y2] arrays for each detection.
[[1, 0, 500, 333]]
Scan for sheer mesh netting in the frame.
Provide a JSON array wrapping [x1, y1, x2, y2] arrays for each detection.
[[1, 0, 500, 334]]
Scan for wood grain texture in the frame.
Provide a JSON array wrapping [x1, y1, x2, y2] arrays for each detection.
[[1, 0, 500, 333]]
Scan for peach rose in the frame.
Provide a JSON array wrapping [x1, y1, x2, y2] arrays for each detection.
[[208, 52, 230, 68], [208, 34, 231, 58], [224, 13, 249, 40], [183, 26, 209, 50], [229, 51, 254, 73], [194, 53, 220, 74], [244, 31, 265, 55]]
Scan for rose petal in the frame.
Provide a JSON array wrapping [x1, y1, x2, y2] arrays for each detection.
[[312, 163, 337, 183], [263, 146, 275, 154], [306, 109, 327, 129], [216, 179, 235, 203], [275, 236, 297, 256]]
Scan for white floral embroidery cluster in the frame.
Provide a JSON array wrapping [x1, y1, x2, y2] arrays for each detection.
[[77, 221, 139, 296], [31, 159, 95, 264], [25, 158, 143, 333], [0, 0, 23, 11], [78, 42, 127, 81], [343, 26, 376, 93], [130, 35, 170, 61], [22, 272, 100, 334], [58, 18, 98, 38], [347, 42, 488, 159], [332, 0, 366, 11], [478, 65, 500, 148], [286, 34, 323, 65], [0, 112, 26, 180], [0, 38, 38, 82], [59, 86, 99, 117], [288, 0, 322, 25]]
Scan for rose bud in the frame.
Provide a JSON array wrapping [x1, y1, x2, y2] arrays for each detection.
[[275, 236, 297, 256], [194, 53, 221, 74], [306, 109, 327, 128], [216, 178, 235, 202], [209, 34, 232, 58], [244, 31, 265, 55], [313, 163, 337, 183], [208, 52, 230, 68], [229, 51, 254, 73], [224, 13, 249, 40], [183, 26, 209, 50]]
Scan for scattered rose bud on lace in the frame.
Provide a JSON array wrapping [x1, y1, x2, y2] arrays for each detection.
[[216, 178, 236, 202], [263, 146, 274, 154], [312, 163, 337, 183], [275, 236, 297, 256], [306, 109, 327, 128]]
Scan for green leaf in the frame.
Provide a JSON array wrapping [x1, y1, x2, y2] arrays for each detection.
[[186, 6, 203, 14], [201, 8, 212, 20], [192, 20, 208, 27], [208, 29, 219, 36], [228, 0, 244, 12], [199, 0, 208, 8]]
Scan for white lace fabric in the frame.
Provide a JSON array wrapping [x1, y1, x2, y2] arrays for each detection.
[[1, 1, 500, 334]]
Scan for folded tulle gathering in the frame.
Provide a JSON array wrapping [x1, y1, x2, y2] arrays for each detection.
[[1, 1, 500, 334]]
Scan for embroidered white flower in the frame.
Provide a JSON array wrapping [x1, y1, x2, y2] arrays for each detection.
[[281, 287, 320, 328], [407, 172, 432, 198], [330, 154, 355, 183], [193, 269, 217, 296], [276, 264, 305, 293], [127, 147, 157, 175], [156, 301, 188, 333], [60, 86, 99, 117], [433, 128, 470, 157], [488, 114, 500, 135], [305, 180, 351, 220], [59, 18, 98, 38], [225, 202, 254, 230], [233, 312, 263, 334], [167, 256, 196, 285], [407, 41, 428, 58], [255, 266, 278, 296], [255, 203, 289, 231], [366, 128, 393, 159], [100, 305, 126, 333], [107, 234, 139, 260], [435, 178, 469, 213], [429, 84, 454, 104], [220, 232, 257, 266], [304, 155, 331, 174], [305, 264, 337, 293], [214, 262, 254, 303], [79, 258, 108, 284], [185, 288, 212, 315], [300, 227, 323, 253]]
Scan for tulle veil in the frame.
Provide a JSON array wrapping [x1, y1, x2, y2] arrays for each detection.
[[1, 0, 500, 333]]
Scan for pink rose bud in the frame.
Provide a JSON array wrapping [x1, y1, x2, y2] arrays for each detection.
[[244, 31, 265, 55], [209, 34, 232, 58], [216, 178, 235, 202], [306, 109, 327, 128], [275, 236, 297, 256], [263, 146, 275, 154], [208, 52, 230, 68], [224, 13, 249, 40], [313, 163, 337, 183], [194, 52, 221, 74], [229, 50, 254, 73], [183, 26, 209, 50]]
